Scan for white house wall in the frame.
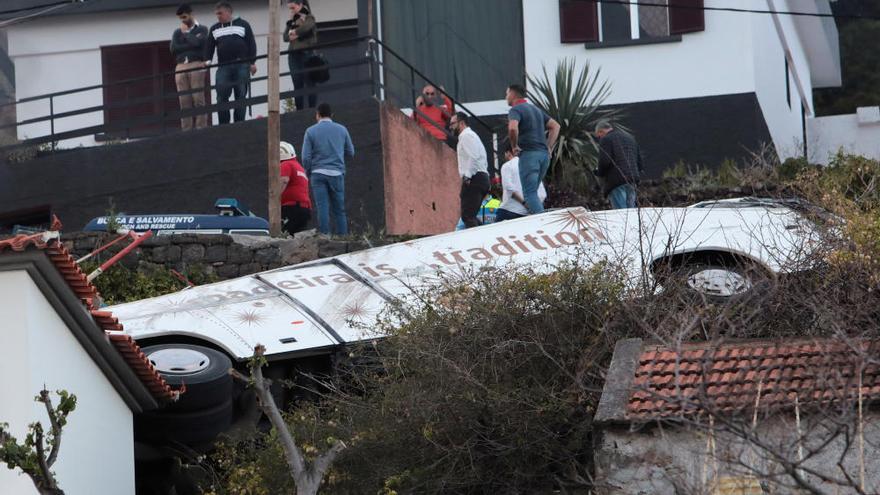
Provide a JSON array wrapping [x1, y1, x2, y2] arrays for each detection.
[[750, 0, 814, 161], [470, 0, 829, 165], [463, 0, 755, 117], [7, 0, 358, 147], [0, 270, 135, 495], [808, 109, 880, 165]]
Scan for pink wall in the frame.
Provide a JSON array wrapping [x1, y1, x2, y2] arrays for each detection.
[[380, 103, 461, 235]]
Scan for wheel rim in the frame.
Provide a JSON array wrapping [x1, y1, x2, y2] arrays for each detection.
[[686, 268, 751, 297], [149, 348, 211, 375]]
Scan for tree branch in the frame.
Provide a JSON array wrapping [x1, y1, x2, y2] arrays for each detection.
[[38, 390, 61, 468], [312, 439, 347, 478], [33, 424, 56, 492], [231, 345, 347, 494], [232, 345, 307, 478]]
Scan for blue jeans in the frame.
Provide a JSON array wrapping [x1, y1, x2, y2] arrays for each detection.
[[288, 51, 317, 110], [311, 173, 347, 235], [608, 183, 637, 209], [215, 63, 249, 124], [518, 150, 550, 214]]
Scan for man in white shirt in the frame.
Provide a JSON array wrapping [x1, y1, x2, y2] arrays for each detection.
[[449, 112, 490, 229], [497, 149, 547, 221]]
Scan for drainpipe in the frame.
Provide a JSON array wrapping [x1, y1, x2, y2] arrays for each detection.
[[801, 103, 808, 161]]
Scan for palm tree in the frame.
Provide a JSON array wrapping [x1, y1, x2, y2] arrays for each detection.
[[526, 58, 623, 193]]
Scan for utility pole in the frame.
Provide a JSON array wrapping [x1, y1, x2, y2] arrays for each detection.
[[267, 0, 282, 236]]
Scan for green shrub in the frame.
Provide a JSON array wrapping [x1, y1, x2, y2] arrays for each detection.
[[778, 156, 812, 181], [205, 152, 880, 494], [83, 263, 217, 305], [209, 262, 628, 494], [662, 160, 689, 180]]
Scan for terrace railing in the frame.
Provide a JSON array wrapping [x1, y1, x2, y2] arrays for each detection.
[[0, 35, 502, 168]]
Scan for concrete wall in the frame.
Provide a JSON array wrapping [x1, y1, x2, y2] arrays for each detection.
[[379, 102, 460, 235], [475, 93, 772, 178], [606, 93, 772, 177], [0, 270, 135, 495], [6, 0, 358, 147], [808, 107, 880, 165], [594, 414, 880, 494], [0, 98, 386, 234]]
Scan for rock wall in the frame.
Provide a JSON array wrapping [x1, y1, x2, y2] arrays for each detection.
[[62, 231, 387, 280], [594, 416, 880, 494]]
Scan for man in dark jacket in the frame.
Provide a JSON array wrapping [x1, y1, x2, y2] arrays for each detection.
[[171, 4, 209, 130], [594, 120, 643, 209], [205, 1, 257, 124]]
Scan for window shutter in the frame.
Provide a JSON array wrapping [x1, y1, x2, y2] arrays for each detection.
[[559, 0, 599, 43], [669, 0, 705, 35]]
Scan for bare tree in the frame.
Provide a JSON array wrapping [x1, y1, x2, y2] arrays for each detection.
[[0, 389, 77, 495], [230, 345, 345, 495]]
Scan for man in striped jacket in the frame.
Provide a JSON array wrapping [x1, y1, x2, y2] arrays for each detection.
[[205, 1, 257, 124]]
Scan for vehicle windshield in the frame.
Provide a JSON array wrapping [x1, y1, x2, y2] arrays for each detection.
[[690, 197, 841, 227]]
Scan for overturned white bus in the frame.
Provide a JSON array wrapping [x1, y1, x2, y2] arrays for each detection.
[[113, 199, 821, 452]]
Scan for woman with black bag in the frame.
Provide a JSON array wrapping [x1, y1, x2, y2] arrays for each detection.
[[284, 0, 318, 110]]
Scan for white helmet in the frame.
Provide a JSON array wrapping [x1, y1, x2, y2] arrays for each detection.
[[280, 141, 296, 160]]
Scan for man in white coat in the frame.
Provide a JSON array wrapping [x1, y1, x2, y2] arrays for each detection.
[[496, 148, 546, 221]]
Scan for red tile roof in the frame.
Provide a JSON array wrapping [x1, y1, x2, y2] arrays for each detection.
[[0, 231, 180, 402], [626, 339, 880, 420]]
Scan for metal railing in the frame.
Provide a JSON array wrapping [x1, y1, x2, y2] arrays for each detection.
[[0, 35, 501, 166]]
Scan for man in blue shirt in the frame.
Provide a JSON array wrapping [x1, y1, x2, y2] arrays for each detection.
[[301, 103, 355, 235], [506, 84, 560, 215]]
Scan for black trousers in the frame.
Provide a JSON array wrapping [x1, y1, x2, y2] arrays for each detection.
[[460, 172, 490, 229], [282, 204, 311, 235], [288, 51, 317, 110], [495, 207, 525, 222]]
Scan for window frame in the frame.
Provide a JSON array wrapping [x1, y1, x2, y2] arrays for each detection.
[[559, 0, 704, 48], [597, 0, 670, 43]]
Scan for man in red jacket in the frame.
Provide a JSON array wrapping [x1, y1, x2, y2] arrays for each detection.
[[413, 84, 454, 141], [279, 141, 312, 235]]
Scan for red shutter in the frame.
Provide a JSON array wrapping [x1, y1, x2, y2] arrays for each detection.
[[559, 0, 599, 43], [669, 0, 705, 34]]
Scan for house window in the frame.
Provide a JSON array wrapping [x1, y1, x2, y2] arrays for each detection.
[[599, 0, 632, 42], [100, 41, 207, 139], [639, 1, 670, 38], [560, 0, 704, 45]]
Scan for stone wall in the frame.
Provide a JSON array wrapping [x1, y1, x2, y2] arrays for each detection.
[[62, 231, 386, 280], [594, 415, 880, 494]]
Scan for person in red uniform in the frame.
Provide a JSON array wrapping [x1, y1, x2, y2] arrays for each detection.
[[279, 141, 312, 235], [413, 84, 454, 141]]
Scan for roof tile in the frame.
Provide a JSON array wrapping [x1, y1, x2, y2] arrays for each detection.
[[621, 338, 880, 421], [0, 232, 179, 403]]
